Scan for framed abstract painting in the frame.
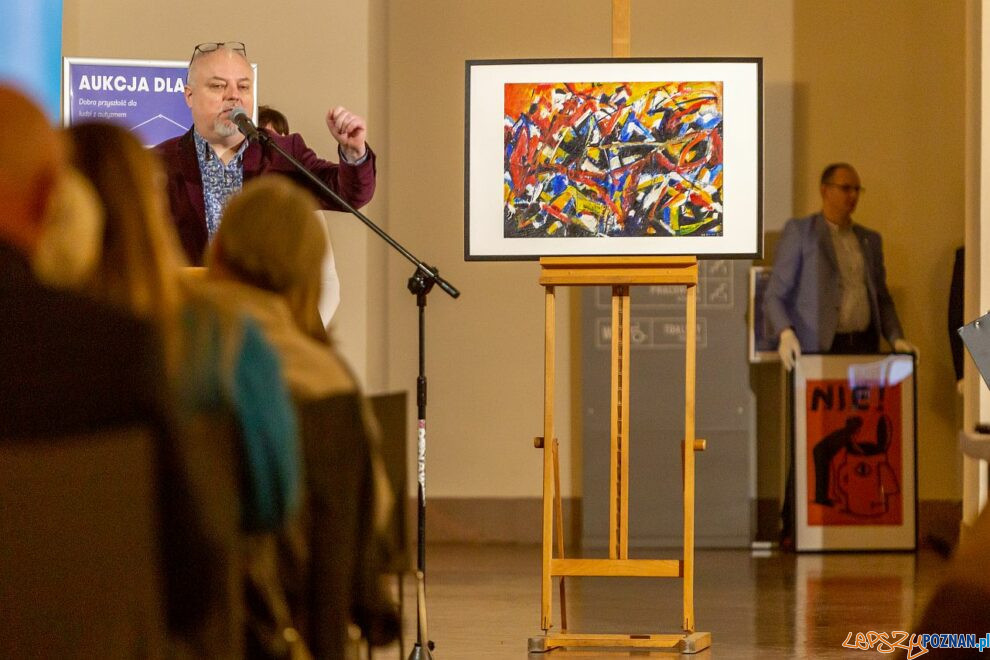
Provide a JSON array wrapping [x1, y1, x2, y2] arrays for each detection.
[[793, 354, 917, 552], [464, 58, 763, 260]]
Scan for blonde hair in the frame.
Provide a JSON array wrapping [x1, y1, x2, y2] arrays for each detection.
[[66, 123, 188, 367], [210, 175, 327, 339], [33, 167, 105, 288]]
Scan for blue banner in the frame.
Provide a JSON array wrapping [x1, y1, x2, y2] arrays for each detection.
[[64, 58, 258, 147], [65, 60, 192, 146], [0, 0, 63, 119]]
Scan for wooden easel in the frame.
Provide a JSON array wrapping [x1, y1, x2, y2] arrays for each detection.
[[527, 4, 710, 652], [528, 257, 711, 654]]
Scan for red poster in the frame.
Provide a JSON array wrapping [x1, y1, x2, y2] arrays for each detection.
[[804, 379, 903, 526]]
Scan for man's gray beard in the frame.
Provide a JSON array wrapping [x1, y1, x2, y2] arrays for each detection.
[[214, 119, 238, 138]]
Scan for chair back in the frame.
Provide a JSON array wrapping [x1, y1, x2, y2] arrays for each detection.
[[0, 426, 167, 659], [284, 393, 397, 656], [368, 391, 410, 572], [168, 410, 245, 658]]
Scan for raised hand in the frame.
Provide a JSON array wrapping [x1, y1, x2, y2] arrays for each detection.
[[325, 106, 367, 162]]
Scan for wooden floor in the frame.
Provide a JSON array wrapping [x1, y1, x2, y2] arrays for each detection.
[[375, 543, 951, 659]]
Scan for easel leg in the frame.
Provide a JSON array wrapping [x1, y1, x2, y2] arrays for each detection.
[[682, 285, 697, 633], [541, 286, 556, 632], [609, 286, 631, 560], [552, 438, 567, 631]]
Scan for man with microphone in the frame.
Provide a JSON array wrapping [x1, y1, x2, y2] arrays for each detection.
[[156, 42, 376, 265]]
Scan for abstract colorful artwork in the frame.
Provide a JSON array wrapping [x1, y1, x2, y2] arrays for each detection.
[[503, 81, 723, 239], [465, 59, 762, 259], [794, 354, 916, 551]]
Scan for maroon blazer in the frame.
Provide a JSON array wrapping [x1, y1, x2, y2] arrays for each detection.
[[155, 128, 377, 265]]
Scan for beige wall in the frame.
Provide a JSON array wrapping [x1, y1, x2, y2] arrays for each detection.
[[793, 1, 966, 501], [383, 1, 799, 500], [384, 0, 967, 501], [62, 0, 968, 504], [61, 0, 389, 392], [632, 1, 795, 234], [629, 0, 797, 507], [384, 0, 610, 498], [62, 2, 374, 161]]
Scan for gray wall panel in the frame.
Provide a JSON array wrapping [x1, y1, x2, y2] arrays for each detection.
[[582, 260, 755, 549]]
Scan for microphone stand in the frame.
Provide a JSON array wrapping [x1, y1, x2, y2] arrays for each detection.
[[246, 126, 456, 659]]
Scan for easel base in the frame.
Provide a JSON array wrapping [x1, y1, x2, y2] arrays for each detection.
[[407, 642, 434, 659], [528, 631, 711, 654]]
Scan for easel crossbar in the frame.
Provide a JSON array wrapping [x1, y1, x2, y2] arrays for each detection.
[[539, 256, 698, 286], [541, 632, 709, 649], [548, 633, 686, 647], [550, 558, 682, 577]]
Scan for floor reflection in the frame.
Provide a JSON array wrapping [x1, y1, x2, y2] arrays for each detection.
[[382, 544, 950, 659]]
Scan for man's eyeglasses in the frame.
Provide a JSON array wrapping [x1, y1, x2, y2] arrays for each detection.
[[825, 183, 865, 194], [189, 41, 247, 67]]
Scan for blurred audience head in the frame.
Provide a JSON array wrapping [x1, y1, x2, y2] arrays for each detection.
[[258, 105, 289, 136], [32, 167, 105, 287], [65, 122, 187, 322], [0, 86, 63, 256], [208, 175, 326, 336]]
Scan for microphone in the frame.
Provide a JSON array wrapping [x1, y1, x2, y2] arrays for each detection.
[[230, 106, 261, 140]]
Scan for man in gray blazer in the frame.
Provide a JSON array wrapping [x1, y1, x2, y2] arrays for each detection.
[[765, 162, 916, 369]]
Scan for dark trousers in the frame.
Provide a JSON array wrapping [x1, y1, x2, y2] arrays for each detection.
[[828, 328, 878, 354]]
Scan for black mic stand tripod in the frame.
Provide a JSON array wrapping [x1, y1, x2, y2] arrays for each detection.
[[240, 121, 457, 659]]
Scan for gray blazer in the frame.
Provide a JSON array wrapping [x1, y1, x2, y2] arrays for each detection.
[[764, 212, 904, 352]]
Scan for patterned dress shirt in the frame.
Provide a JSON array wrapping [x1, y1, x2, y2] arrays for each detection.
[[193, 130, 250, 239]]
